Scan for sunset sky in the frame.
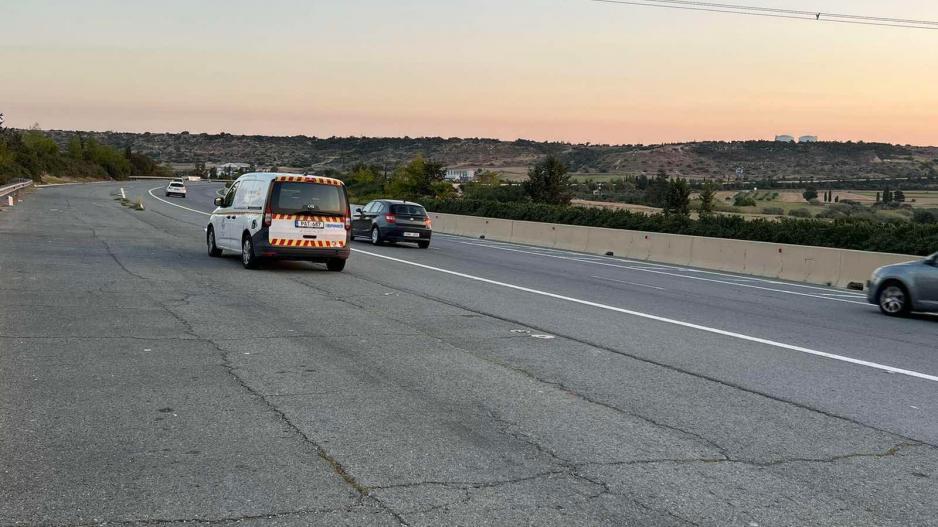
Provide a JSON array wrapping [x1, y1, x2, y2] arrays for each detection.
[[2, 0, 937, 145]]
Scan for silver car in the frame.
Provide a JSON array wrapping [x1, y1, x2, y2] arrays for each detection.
[[867, 252, 938, 316]]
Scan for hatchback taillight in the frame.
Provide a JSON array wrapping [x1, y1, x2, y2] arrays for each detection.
[[385, 214, 397, 224], [424, 217, 432, 228]]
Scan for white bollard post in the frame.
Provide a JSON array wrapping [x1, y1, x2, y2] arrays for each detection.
[[7, 195, 13, 206], [120, 188, 126, 199]]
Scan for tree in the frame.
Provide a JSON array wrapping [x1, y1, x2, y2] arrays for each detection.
[[802, 187, 818, 201], [664, 178, 691, 216], [876, 192, 881, 203], [698, 182, 716, 216], [523, 155, 571, 205], [894, 190, 906, 203], [474, 170, 500, 186], [644, 169, 670, 207], [883, 188, 893, 203], [386, 155, 447, 198], [912, 210, 937, 224]]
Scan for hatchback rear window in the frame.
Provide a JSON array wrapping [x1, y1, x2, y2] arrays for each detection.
[[390, 204, 426, 216], [270, 182, 347, 216]]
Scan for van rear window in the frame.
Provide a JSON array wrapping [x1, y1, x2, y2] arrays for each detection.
[[390, 204, 426, 216], [270, 182, 347, 216]]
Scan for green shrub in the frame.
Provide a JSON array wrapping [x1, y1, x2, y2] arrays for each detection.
[[420, 198, 938, 256], [761, 207, 784, 215], [788, 208, 812, 218]]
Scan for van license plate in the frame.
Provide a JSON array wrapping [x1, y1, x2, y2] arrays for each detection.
[[403, 232, 420, 238], [295, 220, 324, 229]]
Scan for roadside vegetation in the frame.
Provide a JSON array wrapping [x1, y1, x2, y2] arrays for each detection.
[[0, 114, 169, 185], [336, 153, 938, 256]]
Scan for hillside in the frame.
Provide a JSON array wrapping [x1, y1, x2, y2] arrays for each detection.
[[40, 130, 938, 182]]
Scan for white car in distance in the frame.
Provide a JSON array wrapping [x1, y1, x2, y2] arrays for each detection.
[[165, 180, 187, 198]]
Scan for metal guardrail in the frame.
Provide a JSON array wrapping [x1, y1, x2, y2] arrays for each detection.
[[0, 180, 33, 200]]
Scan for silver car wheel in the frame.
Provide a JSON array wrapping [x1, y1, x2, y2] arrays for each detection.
[[371, 227, 379, 245], [879, 285, 906, 314]]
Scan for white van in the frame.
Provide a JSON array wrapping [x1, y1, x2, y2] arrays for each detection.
[[206, 173, 351, 271]]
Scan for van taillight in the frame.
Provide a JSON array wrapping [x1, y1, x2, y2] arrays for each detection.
[[344, 215, 352, 230], [385, 214, 397, 224], [263, 211, 272, 227]]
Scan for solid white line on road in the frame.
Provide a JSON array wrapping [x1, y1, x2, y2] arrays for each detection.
[[354, 248, 938, 383], [147, 187, 212, 216], [435, 233, 869, 296], [455, 240, 869, 305], [137, 193, 935, 383], [592, 275, 666, 290], [141, 196, 867, 307]]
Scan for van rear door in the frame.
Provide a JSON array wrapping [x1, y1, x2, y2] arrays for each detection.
[[267, 178, 349, 248]]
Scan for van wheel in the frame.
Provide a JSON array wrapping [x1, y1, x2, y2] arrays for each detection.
[[207, 227, 222, 257], [242, 236, 260, 269], [878, 282, 910, 316], [418, 241, 430, 249], [371, 226, 383, 246], [326, 258, 346, 272]]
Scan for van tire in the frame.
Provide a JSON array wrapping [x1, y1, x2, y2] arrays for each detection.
[[207, 227, 222, 257], [241, 235, 260, 269], [371, 226, 383, 246], [326, 258, 346, 272]]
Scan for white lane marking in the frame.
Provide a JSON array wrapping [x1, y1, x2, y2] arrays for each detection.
[[353, 248, 938, 384], [592, 275, 667, 291], [435, 233, 869, 296], [147, 187, 212, 216], [456, 240, 868, 306], [139, 196, 865, 309], [23, 191, 938, 382]]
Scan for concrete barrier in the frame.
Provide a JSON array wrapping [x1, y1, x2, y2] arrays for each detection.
[[554, 224, 589, 252], [510, 220, 558, 248], [430, 212, 921, 289], [482, 218, 514, 242]]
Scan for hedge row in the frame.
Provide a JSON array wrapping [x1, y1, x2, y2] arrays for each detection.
[[421, 199, 938, 256]]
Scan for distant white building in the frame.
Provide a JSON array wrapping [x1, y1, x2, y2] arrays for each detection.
[[445, 168, 479, 183], [799, 135, 818, 143], [775, 135, 795, 143]]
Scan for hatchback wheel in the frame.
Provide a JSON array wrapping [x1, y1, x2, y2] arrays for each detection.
[[371, 226, 382, 246], [242, 237, 260, 269], [878, 283, 910, 316]]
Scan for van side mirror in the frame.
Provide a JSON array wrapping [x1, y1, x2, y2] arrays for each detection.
[[214, 197, 224, 206]]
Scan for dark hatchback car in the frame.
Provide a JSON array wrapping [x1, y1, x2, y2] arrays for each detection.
[[352, 200, 432, 248]]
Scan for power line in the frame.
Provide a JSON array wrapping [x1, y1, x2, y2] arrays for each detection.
[[590, 0, 938, 30], [649, 0, 938, 25]]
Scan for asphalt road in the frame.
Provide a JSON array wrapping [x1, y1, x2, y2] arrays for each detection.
[[2, 181, 937, 526]]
